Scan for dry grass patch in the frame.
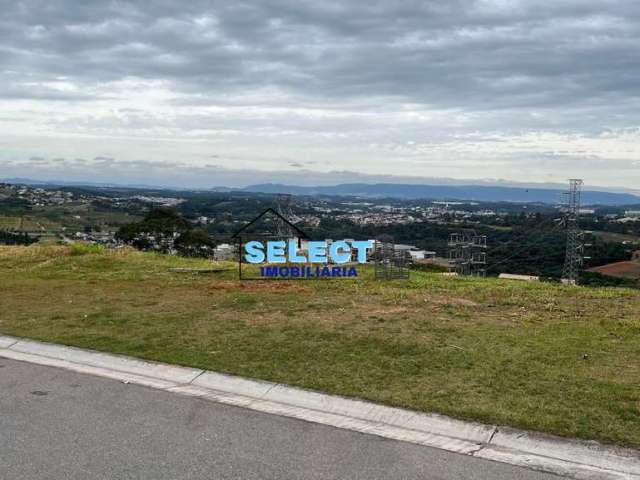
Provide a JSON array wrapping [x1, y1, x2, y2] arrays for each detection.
[[430, 297, 480, 307], [207, 280, 311, 294]]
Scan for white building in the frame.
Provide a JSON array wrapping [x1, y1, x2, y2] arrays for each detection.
[[408, 250, 437, 261], [213, 243, 235, 261]]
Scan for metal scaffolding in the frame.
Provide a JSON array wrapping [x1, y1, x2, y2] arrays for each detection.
[[448, 231, 487, 277], [373, 235, 410, 280]]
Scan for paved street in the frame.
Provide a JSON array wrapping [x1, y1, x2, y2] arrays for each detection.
[[0, 359, 561, 480]]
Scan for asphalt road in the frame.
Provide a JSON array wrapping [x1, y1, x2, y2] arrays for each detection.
[[0, 358, 561, 480]]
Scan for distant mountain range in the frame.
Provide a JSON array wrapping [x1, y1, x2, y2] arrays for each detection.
[[4, 177, 639, 205], [242, 183, 640, 206], [0, 178, 159, 189]]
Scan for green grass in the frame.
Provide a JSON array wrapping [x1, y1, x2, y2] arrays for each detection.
[[1, 245, 640, 447], [68, 243, 106, 256]]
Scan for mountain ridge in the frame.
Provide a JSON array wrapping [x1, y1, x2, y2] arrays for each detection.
[[3, 177, 639, 205], [242, 182, 640, 205]]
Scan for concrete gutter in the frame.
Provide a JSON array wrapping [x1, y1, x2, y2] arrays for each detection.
[[1, 335, 638, 479]]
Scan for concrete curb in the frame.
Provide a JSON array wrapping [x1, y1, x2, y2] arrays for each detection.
[[1, 335, 638, 479]]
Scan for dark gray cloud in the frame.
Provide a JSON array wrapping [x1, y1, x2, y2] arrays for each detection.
[[2, 0, 640, 114]]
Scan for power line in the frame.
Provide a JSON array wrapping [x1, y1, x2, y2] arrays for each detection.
[[486, 224, 565, 272], [483, 217, 562, 253]]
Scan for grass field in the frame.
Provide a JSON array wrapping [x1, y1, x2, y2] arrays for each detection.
[[0, 215, 61, 231], [591, 230, 640, 244], [0, 207, 142, 233], [2, 245, 640, 447]]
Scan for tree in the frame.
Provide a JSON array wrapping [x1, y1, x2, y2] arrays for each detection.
[[175, 229, 215, 257], [116, 208, 193, 252]]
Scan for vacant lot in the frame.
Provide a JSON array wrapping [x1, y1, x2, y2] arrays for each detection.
[[1, 245, 640, 447]]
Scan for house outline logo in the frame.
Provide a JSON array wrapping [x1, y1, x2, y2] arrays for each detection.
[[232, 208, 371, 280]]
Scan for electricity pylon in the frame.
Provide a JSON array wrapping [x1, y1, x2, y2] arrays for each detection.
[[274, 194, 297, 238], [561, 179, 583, 284]]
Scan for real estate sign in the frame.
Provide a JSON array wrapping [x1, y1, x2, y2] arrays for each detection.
[[243, 239, 372, 278]]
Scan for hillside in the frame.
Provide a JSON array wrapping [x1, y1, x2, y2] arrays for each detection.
[[243, 182, 640, 205], [2, 245, 640, 447], [588, 260, 640, 280]]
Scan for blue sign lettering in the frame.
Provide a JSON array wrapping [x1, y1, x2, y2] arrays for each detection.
[[246, 239, 372, 278], [245, 239, 371, 265]]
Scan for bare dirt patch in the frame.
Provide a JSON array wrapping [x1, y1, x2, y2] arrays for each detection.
[[588, 261, 640, 280], [366, 306, 409, 316]]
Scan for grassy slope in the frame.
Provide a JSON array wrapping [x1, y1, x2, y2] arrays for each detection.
[[591, 231, 640, 244], [1, 245, 640, 447]]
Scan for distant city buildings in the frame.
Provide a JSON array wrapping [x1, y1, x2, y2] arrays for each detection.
[[134, 196, 185, 207], [2, 182, 638, 276]]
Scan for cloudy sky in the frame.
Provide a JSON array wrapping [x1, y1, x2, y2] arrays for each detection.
[[1, 0, 639, 189]]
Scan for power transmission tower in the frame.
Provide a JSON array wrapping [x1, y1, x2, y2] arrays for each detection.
[[273, 194, 297, 238], [448, 231, 487, 277], [561, 179, 583, 285]]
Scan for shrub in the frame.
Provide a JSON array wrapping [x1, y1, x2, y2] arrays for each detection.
[[410, 262, 449, 273], [68, 243, 105, 256]]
